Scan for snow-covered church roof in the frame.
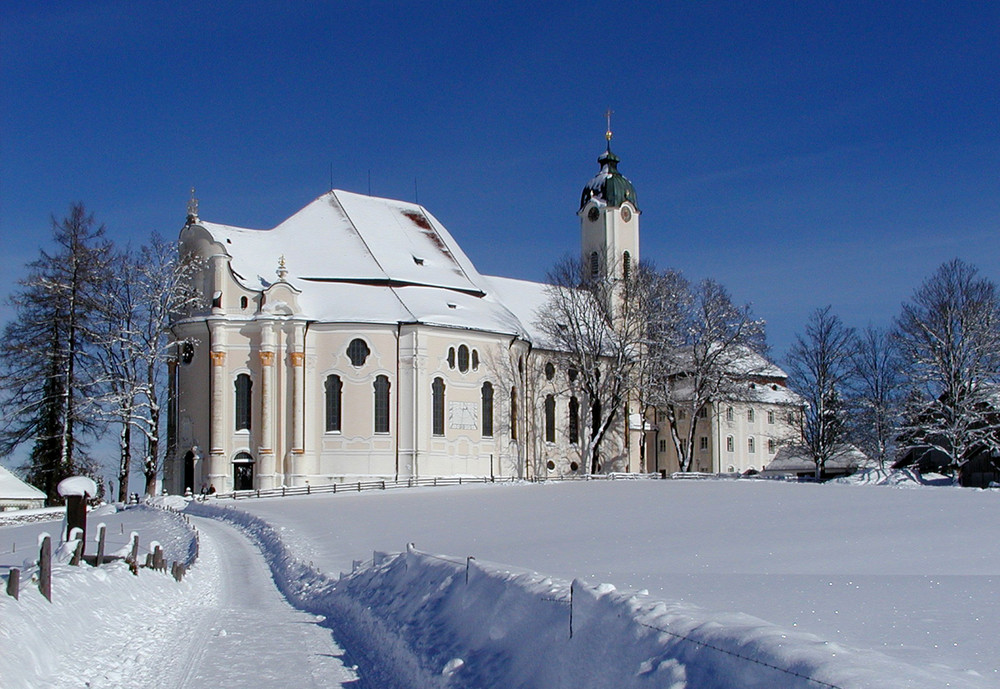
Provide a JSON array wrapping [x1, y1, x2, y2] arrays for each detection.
[[184, 190, 551, 338]]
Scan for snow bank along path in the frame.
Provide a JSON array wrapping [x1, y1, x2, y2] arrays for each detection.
[[190, 493, 987, 689]]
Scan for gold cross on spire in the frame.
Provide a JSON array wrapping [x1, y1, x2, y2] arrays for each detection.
[[605, 108, 614, 142]]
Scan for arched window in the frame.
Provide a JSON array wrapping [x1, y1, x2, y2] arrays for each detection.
[[747, 408, 755, 423], [471, 349, 479, 370], [544, 395, 556, 443], [768, 439, 776, 453], [726, 406, 734, 422], [748, 437, 756, 453], [623, 251, 631, 281], [591, 399, 602, 438], [544, 362, 555, 380], [432, 377, 446, 436], [348, 339, 370, 367], [457, 345, 470, 373], [373, 375, 390, 433], [324, 375, 342, 432], [590, 251, 600, 278], [481, 382, 494, 437], [726, 435, 734, 452], [235, 374, 252, 431], [510, 387, 518, 440], [567, 366, 578, 382], [240, 296, 248, 309], [447, 347, 456, 369], [568, 396, 580, 444]]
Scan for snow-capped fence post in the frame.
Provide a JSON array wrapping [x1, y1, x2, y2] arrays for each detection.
[[39, 535, 52, 602], [127, 532, 140, 575], [465, 556, 475, 585], [95, 523, 107, 566], [58, 476, 97, 555], [6, 568, 19, 599], [153, 545, 165, 571]]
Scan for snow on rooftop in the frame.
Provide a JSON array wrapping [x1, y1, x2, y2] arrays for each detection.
[[0, 465, 44, 500]]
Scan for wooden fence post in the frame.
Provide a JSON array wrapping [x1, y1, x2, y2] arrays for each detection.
[[128, 533, 140, 575], [6, 568, 19, 600], [39, 536, 52, 602], [96, 524, 107, 566]]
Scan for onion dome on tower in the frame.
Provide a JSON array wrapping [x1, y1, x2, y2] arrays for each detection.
[[580, 129, 638, 211]]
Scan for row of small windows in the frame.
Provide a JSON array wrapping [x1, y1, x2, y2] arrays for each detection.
[[725, 436, 777, 454], [725, 407, 783, 425], [236, 369, 594, 443], [544, 361, 578, 382], [446, 345, 480, 373]]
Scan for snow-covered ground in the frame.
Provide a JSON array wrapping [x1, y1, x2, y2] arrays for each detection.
[[223, 476, 998, 688], [1, 477, 996, 688]]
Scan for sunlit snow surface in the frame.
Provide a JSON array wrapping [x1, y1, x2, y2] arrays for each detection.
[[1, 479, 997, 688], [231, 478, 998, 687]]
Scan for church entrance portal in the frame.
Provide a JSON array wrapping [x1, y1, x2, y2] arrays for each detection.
[[233, 452, 254, 490]]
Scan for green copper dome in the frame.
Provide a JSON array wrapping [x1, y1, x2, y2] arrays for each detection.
[[580, 145, 638, 211]]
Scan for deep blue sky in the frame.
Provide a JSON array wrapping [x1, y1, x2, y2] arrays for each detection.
[[2, 1, 998, 358]]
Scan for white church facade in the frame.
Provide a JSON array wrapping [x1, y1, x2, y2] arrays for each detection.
[[163, 139, 802, 494]]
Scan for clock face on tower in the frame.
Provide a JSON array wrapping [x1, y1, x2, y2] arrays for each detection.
[[588, 206, 600, 222], [621, 206, 632, 222]]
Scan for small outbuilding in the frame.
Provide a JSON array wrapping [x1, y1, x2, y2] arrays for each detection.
[[0, 464, 46, 511], [762, 444, 866, 480]]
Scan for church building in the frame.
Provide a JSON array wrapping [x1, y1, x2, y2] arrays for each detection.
[[165, 137, 645, 493]]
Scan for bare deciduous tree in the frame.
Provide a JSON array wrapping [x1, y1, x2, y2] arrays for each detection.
[[787, 306, 857, 479], [895, 259, 1000, 472], [648, 276, 769, 472], [95, 237, 203, 498], [535, 255, 644, 474], [847, 326, 904, 469]]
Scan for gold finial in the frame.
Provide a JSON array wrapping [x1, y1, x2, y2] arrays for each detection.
[[186, 187, 199, 222], [605, 108, 614, 142], [277, 255, 288, 281]]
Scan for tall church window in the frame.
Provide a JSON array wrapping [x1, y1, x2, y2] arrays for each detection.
[[348, 339, 370, 367], [432, 377, 446, 436], [472, 349, 479, 370], [373, 375, 390, 433], [623, 251, 631, 281], [458, 345, 470, 373], [544, 362, 555, 380], [510, 387, 518, 440], [568, 396, 580, 444], [590, 251, 600, 279], [481, 382, 494, 437], [591, 399, 602, 437], [235, 374, 252, 431], [544, 395, 556, 443], [447, 347, 456, 369], [325, 375, 342, 432]]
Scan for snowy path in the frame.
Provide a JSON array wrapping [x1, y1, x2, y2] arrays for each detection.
[[172, 516, 356, 688]]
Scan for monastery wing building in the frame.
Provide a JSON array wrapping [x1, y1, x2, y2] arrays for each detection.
[[164, 139, 801, 494]]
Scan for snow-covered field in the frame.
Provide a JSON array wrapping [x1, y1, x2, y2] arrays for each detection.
[[1, 476, 997, 688]]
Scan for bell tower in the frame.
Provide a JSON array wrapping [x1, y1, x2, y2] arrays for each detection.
[[578, 113, 639, 285]]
